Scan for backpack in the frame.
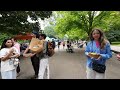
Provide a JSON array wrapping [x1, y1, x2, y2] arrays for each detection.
[[47, 41, 55, 57]]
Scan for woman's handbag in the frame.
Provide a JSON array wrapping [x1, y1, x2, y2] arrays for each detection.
[[92, 60, 106, 73], [10, 58, 19, 67], [91, 42, 106, 73], [13, 58, 19, 66]]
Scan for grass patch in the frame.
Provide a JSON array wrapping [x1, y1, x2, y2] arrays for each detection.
[[111, 42, 120, 46]]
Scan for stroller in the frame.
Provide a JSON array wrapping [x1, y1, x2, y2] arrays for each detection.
[[66, 46, 74, 53]]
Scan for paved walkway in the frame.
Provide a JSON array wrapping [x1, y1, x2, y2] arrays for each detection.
[[49, 45, 120, 79], [16, 45, 120, 79]]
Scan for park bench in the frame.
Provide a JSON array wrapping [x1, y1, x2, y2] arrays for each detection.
[[111, 50, 120, 54], [111, 46, 120, 54]]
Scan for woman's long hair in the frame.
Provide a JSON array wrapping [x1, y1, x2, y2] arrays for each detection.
[[89, 28, 108, 49], [0, 38, 13, 50]]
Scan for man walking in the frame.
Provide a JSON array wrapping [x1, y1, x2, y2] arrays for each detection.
[[38, 34, 50, 79], [51, 39, 55, 50]]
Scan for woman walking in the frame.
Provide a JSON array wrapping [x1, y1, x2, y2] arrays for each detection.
[[85, 28, 112, 79]]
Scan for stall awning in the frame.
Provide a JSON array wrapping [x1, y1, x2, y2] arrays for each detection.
[[14, 33, 35, 40]]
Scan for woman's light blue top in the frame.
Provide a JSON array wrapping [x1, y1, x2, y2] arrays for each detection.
[[85, 40, 112, 68]]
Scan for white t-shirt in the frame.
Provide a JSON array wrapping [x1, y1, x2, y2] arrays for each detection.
[[0, 47, 19, 72]]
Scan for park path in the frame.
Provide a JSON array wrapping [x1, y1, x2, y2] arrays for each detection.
[[17, 45, 87, 79]]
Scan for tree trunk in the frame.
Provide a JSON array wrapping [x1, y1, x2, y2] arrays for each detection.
[[88, 11, 95, 36]]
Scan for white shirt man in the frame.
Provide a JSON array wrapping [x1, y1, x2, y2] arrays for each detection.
[[38, 34, 50, 79]]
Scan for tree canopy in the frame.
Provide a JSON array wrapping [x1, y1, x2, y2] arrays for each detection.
[[0, 11, 52, 35], [44, 26, 57, 39], [105, 12, 120, 43], [54, 11, 120, 40]]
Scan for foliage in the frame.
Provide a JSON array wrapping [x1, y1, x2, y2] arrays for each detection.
[[0, 11, 52, 35], [54, 11, 120, 40], [44, 26, 57, 38], [105, 24, 120, 43], [0, 33, 13, 45], [105, 12, 120, 43]]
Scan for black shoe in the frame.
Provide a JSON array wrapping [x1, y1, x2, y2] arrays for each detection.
[[17, 72, 20, 77], [31, 75, 38, 79]]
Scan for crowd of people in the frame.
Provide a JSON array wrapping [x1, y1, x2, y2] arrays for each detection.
[[0, 28, 120, 79], [0, 33, 56, 79]]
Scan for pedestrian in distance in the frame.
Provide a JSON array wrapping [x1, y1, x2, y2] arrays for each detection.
[[51, 39, 56, 50], [62, 41, 65, 49], [58, 40, 61, 50]]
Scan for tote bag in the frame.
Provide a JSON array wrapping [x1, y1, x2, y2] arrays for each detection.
[[29, 38, 44, 53]]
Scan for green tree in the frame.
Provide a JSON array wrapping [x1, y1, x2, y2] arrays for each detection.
[[44, 26, 57, 38], [54, 11, 118, 40], [0, 11, 52, 35], [0, 33, 13, 45], [104, 12, 120, 43], [105, 29, 120, 44]]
